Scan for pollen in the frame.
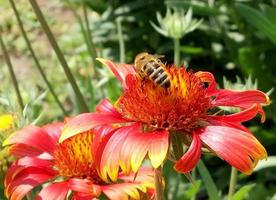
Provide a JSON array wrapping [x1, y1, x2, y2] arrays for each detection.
[[53, 131, 103, 184], [118, 67, 211, 131]]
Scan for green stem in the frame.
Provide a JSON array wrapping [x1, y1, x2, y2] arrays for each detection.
[[171, 132, 184, 160], [81, 0, 98, 68], [9, 0, 67, 115], [116, 18, 125, 63], [80, 0, 97, 111], [191, 170, 197, 200], [0, 33, 24, 111], [65, 0, 95, 68], [173, 38, 180, 67], [65, 0, 95, 110], [197, 160, 220, 200], [26, 192, 32, 200], [228, 167, 238, 200], [154, 166, 164, 200], [29, 0, 89, 112]]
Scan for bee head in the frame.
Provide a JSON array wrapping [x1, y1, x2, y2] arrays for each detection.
[[134, 52, 149, 66]]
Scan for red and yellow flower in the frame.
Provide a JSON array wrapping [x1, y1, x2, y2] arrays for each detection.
[[60, 58, 270, 181], [3, 120, 155, 200]]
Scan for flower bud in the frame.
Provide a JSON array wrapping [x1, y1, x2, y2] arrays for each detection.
[[151, 8, 203, 39]]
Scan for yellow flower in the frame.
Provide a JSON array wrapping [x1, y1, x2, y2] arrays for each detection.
[[0, 114, 14, 131]]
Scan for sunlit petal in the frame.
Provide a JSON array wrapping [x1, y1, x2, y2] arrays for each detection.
[[69, 178, 101, 196], [3, 126, 56, 154], [36, 182, 69, 200], [60, 112, 127, 142], [6, 167, 57, 200], [9, 144, 50, 158], [212, 89, 270, 108], [118, 168, 155, 190], [209, 104, 262, 131], [102, 183, 143, 200], [96, 58, 135, 89], [199, 126, 267, 174], [42, 122, 64, 143], [96, 99, 122, 117]]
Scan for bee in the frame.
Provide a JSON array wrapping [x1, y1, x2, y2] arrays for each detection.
[[134, 52, 170, 88]]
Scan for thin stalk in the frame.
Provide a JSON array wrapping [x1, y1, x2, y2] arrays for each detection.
[[65, 0, 95, 110], [171, 174, 181, 200], [65, 0, 95, 69], [173, 38, 180, 67], [28, 0, 89, 112], [228, 167, 238, 200], [116, 18, 125, 63], [0, 33, 24, 111], [81, 0, 98, 67], [154, 166, 164, 200], [191, 170, 197, 200], [9, 0, 67, 115], [171, 132, 184, 160], [197, 160, 220, 200], [26, 192, 32, 200]]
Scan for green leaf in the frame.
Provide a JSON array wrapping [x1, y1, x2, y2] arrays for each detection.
[[197, 160, 221, 200], [262, 4, 276, 26], [165, 0, 223, 16], [180, 46, 205, 55], [184, 180, 202, 199], [238, 47, 261, 75], [233, 184, 256, 200], [253, 156, 276, 172], [235, 3, 276, 44]]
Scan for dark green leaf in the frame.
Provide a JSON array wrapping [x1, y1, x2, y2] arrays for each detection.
[[197, 160, 221, 200], [236, 3, 276, 43], [233, 184, 256, 200]]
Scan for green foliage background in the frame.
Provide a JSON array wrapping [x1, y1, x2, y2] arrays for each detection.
[[0, 0, 275, 199]]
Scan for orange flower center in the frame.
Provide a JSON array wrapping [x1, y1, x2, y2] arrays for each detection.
[[118, 67, 211, 131], [53, 131, 103, 184]]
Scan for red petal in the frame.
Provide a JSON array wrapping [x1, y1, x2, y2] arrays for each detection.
[[97, 125, 137, 182], [198, 126, 267, 174], [3, 125, 56, 154], [96, 99, 121, 117], [9, 144, 48, 158], [72, 193, 97, 200], [5, 157, 51, 186], [118, 168, 155, 190], [209, 104, 263, 131], [42, 122, 64, 143], [174, 133, 201, 173], [102, 183, 145, 200], [5, 157, 53, 187], [60, 112, 127, 142], [92, 125, 117, 163], [97, 124, 169, 182], [36, 182, 69, 200], [69, 178, 101, 196], [121, 128, 169, 173], [212, 89, 270, 108], [96, 58, 135, 89], [195, 71, 217, 94], [210, 104, 259, 123], [5, 167, 56, 200]]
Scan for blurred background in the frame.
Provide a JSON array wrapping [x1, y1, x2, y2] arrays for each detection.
[[0, 0, 275, 199]]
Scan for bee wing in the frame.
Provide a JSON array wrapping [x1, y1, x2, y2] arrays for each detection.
[[153, 54, 165, 59]]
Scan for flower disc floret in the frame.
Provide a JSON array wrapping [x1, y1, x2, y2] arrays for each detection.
[[118, 67, 211, 131]]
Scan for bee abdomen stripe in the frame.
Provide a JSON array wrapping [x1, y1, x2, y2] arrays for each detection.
[[160, 77, 170, 88], [155, 73, 167, 84], [145, 67, 154, 75], [149, 68, 163, 79]]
